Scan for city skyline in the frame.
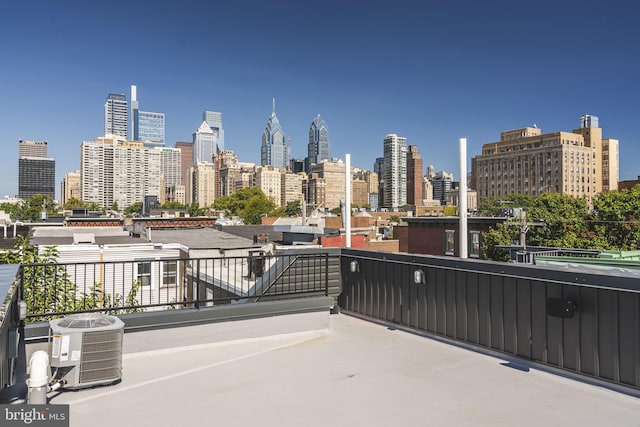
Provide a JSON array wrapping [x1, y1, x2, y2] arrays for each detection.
[[1, 1, 638, 199]]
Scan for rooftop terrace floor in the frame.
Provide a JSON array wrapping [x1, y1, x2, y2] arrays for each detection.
[[44, 313, 639, 427]]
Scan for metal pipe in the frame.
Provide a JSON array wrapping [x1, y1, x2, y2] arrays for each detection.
[[345, 154, 351, 248], [459, 138, 468, 259]]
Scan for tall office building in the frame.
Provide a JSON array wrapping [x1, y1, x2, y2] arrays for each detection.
[[104, 93, 128, 138], [203, 111, 224, 152], [470, 115, 619, 203], [382, 134, 407, 210], [18, 139, 55, 199], [81, 136, 161, 209], [19, 139, 48, 158], [255, 166, 282, 207], [406, 145, 423, 206], [131, 85, 165, 146], [192, 122, 218, 164], [175, 141, 194, 197], [305, 115, 330, 173], [261, 99, 287, 170], [432, 171, 454, 205], [158, 147, 182, 203], [19, 158, 55, 199]]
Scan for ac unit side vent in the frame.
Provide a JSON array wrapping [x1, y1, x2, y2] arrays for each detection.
[[79, 330, 123, 384]]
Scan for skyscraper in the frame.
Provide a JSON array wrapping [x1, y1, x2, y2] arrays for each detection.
[[192, 122, 217, 164], [203, 111, 224, 152], [104, 93, 128, 138], [60, 170, 81, 206], [382, 134, 407, 210], [305, 115, 330, 173], [131, 85, 165, 146], [261, 99, 287, 170], [406, 145, 423, 206], [175, 141, 194, 201], [18, 139, 55, 199]]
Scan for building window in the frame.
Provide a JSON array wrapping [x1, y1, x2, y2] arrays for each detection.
[[163, 261, 177, 287], [469, 231, 481, 258], [137, 262, 151, 287], [444, 230, 456, 255]]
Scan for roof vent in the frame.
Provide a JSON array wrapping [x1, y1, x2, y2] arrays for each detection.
[[73, 233, 95, 244]]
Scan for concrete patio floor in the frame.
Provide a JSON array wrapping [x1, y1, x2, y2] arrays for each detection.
[[45, 313, 640, 427]]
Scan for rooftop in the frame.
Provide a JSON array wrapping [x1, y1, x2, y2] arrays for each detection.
[[33, 313, 640, 426]]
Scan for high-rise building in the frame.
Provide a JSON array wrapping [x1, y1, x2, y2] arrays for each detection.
[[19, 158, 55, 199], [254, 166, 282, 207], [81, 135, 161, 209], [471, 115, 619, 203], [406, 145, 423, 206], [213, 150, 239, 199], [104, 93, 128, 138], [193, 122, 218, 164], [261, 99, 287, 170], [374, 157, 385, 206], [60, 170, 81, 206], [19, 139, 48, 158], [18, 139, 55, 199], [309, 161, 346, 209], [175, 141, 194, 198], [131, 85, 165, 146], [432, 171, 454, 205], [382, 134, 407, 210], [203, 111, 224, 152], [305, 115, 330, 173], [281, 171, 304, 208], [158, 147, 183, 204], [188, 162, 216, 208]]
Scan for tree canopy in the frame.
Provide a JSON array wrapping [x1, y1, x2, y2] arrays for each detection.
[[213, 188, 277, 224], [479, 188, 640, 260]]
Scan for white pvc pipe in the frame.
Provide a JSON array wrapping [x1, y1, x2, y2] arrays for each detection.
[[345, 154, 351, 248], [459, 138, 468, 259], [27, 350, 50, 404]]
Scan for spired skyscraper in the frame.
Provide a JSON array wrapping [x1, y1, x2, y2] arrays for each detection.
[[261, 99, 287, 170], [104, 93, 128, 138], [305, 114, 330, 173]]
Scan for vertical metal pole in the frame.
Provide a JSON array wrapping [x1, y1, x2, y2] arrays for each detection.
[[459, 138, 468, 259], [194, 259, 200, 309], [345, 154, 352, 248]]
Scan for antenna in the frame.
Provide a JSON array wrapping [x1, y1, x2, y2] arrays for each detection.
[[272, 97, 275, 115]]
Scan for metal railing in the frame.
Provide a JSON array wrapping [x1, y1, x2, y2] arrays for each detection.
[[18, 252, 332, 321]]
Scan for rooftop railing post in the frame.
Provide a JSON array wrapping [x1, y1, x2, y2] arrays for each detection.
[[324, 253, 329, 296], [194, 259, 201, 310]]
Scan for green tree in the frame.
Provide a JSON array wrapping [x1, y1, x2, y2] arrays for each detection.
[[162, 201, 186, 209], [284, 200, 302, 217], [213, 188, 277, 224], [61, 197, 87, 210], [125, 201, 143, 217], [111, 201, 119, 211], [188, 202, 205, 217], [590, 186, 640, 250]]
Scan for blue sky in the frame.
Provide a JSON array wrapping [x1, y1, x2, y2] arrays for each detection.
[[1, 0, 638, 199]]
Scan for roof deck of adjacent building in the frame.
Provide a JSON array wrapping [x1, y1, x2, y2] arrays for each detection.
[[29, 311, 640, 427]]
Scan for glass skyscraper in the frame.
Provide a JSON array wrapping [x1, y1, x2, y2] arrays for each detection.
[[261, 99, 287, 170], [203, 111, 224, 152], [131, 85, 165, 146], [104, 93, 128, 138], [192, 121, 217, 164], [305, 114, 330, 173]]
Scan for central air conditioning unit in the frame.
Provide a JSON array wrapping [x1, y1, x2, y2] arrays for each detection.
[[48, 313, 125, 389]]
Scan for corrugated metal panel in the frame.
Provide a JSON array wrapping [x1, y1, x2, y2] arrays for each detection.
[[340, 249, 640, 393]]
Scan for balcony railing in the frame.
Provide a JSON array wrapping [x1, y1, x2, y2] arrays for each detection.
[[17, 251, 336, 321]]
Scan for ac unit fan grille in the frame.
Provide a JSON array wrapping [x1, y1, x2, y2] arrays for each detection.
[[79, 330, 123, 384]]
